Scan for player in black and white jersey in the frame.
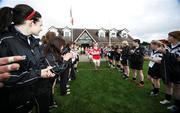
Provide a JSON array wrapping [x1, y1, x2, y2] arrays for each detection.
[[159, 31, 180, 113], [146, 40, 163, 96]]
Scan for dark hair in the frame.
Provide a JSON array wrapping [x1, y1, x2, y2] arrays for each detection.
[[44, 36, 65, 61], [168, 31, 180, 41], [133, 39, 141, 44], [67, 41, 75, 48], [41, 31, 56, 44], [0, 4, 41, 32]]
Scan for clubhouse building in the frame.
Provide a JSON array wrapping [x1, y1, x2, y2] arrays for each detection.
[[48, 26, 134, 47]]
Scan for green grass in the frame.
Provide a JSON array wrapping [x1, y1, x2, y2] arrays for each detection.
[[51, 61, 169, 113]]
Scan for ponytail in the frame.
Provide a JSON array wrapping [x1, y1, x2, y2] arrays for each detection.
[[0, 7, 13, 33]]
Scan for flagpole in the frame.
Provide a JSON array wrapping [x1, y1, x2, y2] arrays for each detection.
[[70, 6, 73, 42], [71, 25, 73, 42], [109, 34, 111, 46]]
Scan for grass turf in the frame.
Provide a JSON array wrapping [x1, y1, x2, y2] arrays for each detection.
[[51, 61, 169, 113]]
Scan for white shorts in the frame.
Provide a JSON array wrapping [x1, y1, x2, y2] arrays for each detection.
[[93, 59, 100, 66]]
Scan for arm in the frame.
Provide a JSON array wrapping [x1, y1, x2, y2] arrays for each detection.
[[0, 39, 54, 87]]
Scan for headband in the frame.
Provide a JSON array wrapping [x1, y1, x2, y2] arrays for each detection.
[[25, 10, 36, 20]]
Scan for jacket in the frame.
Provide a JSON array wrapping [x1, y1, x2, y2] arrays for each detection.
[[0, 26, 46, 87]]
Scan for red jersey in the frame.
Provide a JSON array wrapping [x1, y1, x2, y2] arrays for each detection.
[[92, 47, 101, 60], [88, 49, 93, 55]]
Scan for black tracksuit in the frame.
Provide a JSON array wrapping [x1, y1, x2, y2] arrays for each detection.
[[129, 46, 145, 70], [44, 52, 69, 96], [161, 44, 180, 84], [0, 26, 49, 113]]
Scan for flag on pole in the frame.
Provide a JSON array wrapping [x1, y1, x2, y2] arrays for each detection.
[[70, 7, 74, 25]]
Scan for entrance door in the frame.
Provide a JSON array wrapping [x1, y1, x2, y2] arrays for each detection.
[[81, 43, 89, 48]]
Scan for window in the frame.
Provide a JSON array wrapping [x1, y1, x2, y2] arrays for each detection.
[[110, 32, 117, 38], [120, 31, 128, 38], [99, 32, 105, 38], [63, 30, 71, 37], [64, 31, 70, 37], [98, 29, 106, 38], [122, 33, 128, 38], [63, 27, 71, 37]]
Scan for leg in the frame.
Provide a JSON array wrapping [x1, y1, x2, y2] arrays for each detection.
[[97, 60, 100, 69], [132, 69, 137, 80], [153, 78, 160, 95], [174, 84, 180, 109], [154, 79, 160, 89], [160, 82, 173, 104], [35, 93, 50, 113], [139, 70, 144, 82], [147, 75, 154, 89], [93, 60, 97, 70], [166, 83, 174, 96], [138, 70, 144, 87], [124, 66, 130, 77]]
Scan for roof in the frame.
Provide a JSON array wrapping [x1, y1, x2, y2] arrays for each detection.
[[51, 26, 134, 43]]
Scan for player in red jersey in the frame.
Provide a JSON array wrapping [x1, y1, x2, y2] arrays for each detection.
[[92, 43, 101, 70]]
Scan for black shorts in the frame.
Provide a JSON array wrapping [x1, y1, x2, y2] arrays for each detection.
[[171, 74, 180, 84], [130, 62, 143, 70], [115, 58, 120, 62], [121, 59, 128, 66], [161, 63, 180, 84], [148, 67, 161, 79]]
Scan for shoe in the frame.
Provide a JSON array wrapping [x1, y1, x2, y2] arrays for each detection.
[[67, 89, 70, 92], [137, 83, 144, 87], [150, 91, 158, 96], [49, 101, 58, 109], [66, 92, 70, 95], [66, 85, 70, 88], [49, 104, 58, 109], [167, 105, 178, 112], [160, 99, 170, 105], [132, 78, 136, 81], [125, 77, 129, 80], [123, 74, 129, 80], [118, 69, 123, 73]]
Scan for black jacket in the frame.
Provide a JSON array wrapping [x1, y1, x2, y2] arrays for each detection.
[[161, 44, 180, 84], [43, 51, 69, 77], [121, 46, 130, 60], [0, 26, 46, 87], [129, 46, 145, 64]]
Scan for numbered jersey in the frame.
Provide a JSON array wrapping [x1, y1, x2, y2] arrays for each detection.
[[148, 51, 162, 68]]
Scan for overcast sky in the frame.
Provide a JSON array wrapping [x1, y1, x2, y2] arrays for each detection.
[[0, 0, 180, 42]]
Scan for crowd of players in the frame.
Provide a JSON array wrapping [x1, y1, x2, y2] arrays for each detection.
[[85, 33, 180, 113]]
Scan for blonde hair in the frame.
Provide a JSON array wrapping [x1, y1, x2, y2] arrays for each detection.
[[122, 41, 129, 46], [151, 40, 162, 47]]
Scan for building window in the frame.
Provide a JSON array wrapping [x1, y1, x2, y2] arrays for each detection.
[[63, 27, 71, 37], [110, 32, 117, 38], [64, 31, 70, 37], [120, 31, 128, 38], [63, 31, 71, 37], [99, 32, 105, 38], [98, 29, 106, 38]]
